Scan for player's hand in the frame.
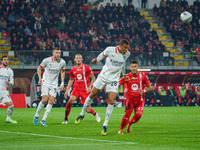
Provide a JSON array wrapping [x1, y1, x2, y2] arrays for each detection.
[[124, 75, 129, 81], [38, 79, 42, 85], [5, 81, 9, 85], [92, 58, 98, 64], [59, 85, 64, 91], [86, 87, 92, 94], [136, 89, 144, 94], [64, 90, 68, 99]]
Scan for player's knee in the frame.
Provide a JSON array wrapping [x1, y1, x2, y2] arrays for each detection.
[[86, 107, 91, 113], [8, 104, 14, 109], [69, 97, 76, 104]]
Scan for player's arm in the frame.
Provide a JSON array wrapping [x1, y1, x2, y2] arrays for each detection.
[[92, 47, 109, 63], [6, 70, 14, 86], [87, 74, 95, 93], [37, 65, 43, 85], [122, 63, 129, 81], [59, 69, 65, 91], [64, 78, 74, 99], [118, 76, 125, 87]]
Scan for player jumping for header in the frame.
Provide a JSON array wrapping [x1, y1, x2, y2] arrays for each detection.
[[33, 48, 66, 127], [62, 54, 100, 124], [75, 39, 130, 136], [118, 61, 152, 135], [0, 56, 17, 123]]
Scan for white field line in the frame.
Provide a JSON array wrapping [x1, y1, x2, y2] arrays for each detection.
[[0, 143, 128, 148], [0, 131, 136, 145]]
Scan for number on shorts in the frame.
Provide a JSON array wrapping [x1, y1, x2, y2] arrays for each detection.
[[54, 88, 57, 93], [111, 81, 117, 86], [137, 107, 143, 111]]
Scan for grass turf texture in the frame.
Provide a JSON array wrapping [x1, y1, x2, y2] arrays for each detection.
[[0, 107, 199, 150]]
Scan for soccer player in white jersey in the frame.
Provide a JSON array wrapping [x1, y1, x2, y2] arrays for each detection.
[[75, 39, 130, 135], [33, 48, 66, 126], [0, 56, 17, 123]]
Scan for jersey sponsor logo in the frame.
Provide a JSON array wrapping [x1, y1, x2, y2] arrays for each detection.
[[77, 74, 82, 80], [110, 59, 124, 66], [0, 75, 9, 81], [77, 69, 82, 71], [131, 84, 138, 91], [132, 77, 138, 79]]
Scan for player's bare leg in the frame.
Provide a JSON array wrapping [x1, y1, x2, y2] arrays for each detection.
[[62, 95, 77, 124], [102, 92, 117, 136], [5, 101, 17, 123], [75, 87, 100, 124], [33, 95, 48, 126], [40, 95, 55, 126]]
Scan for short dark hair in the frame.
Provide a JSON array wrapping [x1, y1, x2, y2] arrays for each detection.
[[130, 60, 138, 64], [53, 47, 60, 51], [1, 56, 8, 61], [119, 39, 129, 45]]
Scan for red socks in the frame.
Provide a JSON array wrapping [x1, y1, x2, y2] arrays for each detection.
[[89, 108, 96, 115], [65, 102, 73, 119]]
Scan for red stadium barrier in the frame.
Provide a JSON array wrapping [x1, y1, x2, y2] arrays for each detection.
[[0, 94, 26, 108]]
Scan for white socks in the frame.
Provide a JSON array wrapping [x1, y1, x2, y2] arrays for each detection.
[[80, 97, 93, 116], [42, 104, 52, 121], [35, 102, 44, 117], [103, 104, 114, 127], [6, 105, 14, 120]]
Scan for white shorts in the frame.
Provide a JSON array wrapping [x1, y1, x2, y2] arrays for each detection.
[[93, 76, 119, 93], [41, 84, 58, 97], [0, 93, 12, 106]]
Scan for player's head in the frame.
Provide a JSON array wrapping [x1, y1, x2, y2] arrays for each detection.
[[130, 60, 138, 75], [181, 85, 185, 89], [1, 56, 9, 67], [52, 47, 61, 60], [169, 86, 173, 90], [74, 54, 83, 65], [118, 39, 129, 54]]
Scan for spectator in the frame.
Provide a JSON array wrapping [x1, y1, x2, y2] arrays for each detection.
[[167, 86, 178, 106], [0, 17, 7, 31], [195, 87, 200, 106], [53, 38, 61, 48], [159, 86, 167, 106], [190, 47, 200, 65], [24, 25, 32, 36], [179, 85, 188, 106], [186, 87, 197, 106]]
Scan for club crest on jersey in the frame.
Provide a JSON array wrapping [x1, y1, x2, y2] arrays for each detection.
[[131, 84, 138, 91], [77, 74, 82, 80], [132, 77, 138, 79]]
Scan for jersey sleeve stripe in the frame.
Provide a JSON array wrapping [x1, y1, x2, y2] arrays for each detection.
[[40, 64, 44, 68]]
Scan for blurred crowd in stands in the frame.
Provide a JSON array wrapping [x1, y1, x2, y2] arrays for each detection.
[[0, 0, 199, 65], [153, 0, 200, 63], [0, 0, 175, 66]]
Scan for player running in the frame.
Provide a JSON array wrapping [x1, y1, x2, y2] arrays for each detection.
[[0, 56, 17, 123], [33, 48, 66, 127], [62, 54, 100, 124], [118, 61, 152, 135], [75, 39, 130, 136]]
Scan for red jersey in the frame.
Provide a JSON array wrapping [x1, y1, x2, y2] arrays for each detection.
[[70, 64, 93, 91], [119, 72, 151, 99]]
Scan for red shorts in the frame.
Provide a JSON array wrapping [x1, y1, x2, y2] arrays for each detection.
[[71, 88, 89, 105], [125, 97, 144, 114]]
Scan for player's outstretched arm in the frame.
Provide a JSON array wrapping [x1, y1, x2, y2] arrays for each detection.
[[87, 74, 95, 93], [92, 52, 104, 64], [64, 78, 74, 99], [37, 65, 43, 85]]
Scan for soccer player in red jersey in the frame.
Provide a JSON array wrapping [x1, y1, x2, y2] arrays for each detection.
[[118, 61, 152, 134], [62, 54, 100, 124]]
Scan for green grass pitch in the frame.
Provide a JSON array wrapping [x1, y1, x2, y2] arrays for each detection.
[[0, 107, 199, 150]]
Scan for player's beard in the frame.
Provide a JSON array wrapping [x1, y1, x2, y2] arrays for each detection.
[[3, 62, 8, 67]]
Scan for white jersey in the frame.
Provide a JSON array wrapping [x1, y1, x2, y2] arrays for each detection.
[[99, 46, 130, 82], [40, 56, 66, 86], [0, 65, 14, 94]]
